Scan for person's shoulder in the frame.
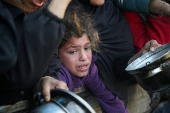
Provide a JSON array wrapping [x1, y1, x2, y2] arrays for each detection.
[[92, 54, 97, 63], [57, 64, 70, 76], [1, 1, 26, 18]]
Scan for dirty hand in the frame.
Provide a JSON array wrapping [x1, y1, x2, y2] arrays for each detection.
[[129, 40, 161, 64], [34, 76, 68, 102], [139, 40, 161, 56]]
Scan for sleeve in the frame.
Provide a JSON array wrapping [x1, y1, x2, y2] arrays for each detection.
[[57, 65, 76, 92], [0, 1, 18, 74], [85, 63, 128, 113], [24, 7, 64, 66], [7, 7, 65, 84], [113, 0, 152, 15], [122, 11, 148, 52], [56, 69, 67, 85], [44, 51, 61, 79]]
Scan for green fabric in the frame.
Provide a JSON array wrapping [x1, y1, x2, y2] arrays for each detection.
[[114, 0, 156, 16]]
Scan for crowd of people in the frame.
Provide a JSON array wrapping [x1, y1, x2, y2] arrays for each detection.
[[1, 0, 170, 112]]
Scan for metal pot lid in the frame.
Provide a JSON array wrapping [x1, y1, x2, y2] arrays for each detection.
[[125, 42, 170, 74], [31, 89, 96, 113]]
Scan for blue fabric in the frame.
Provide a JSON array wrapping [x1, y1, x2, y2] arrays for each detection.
[[153, 101, 170, 113]]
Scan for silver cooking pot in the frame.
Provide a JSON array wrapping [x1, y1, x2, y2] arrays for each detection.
[[30, 89, 95, 113], [126, 42, 170, 92]]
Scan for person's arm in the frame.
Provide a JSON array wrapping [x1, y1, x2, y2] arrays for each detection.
[[0, 1, 18, 73], [31, 0, 71, 101], [114, 0, 150, 14], [85, 63, 128, 113], [148, 0, 170, 17], [114, 0, 170, 17], [2, 0, 71, 101], [48, 0, 71, 18], [90, 0, 105, 6]]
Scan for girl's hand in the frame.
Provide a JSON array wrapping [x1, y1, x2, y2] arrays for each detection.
[[34, 76, 68, 102]]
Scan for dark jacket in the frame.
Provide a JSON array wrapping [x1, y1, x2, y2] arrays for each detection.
[[0, 1, 18, 74], [0, 1, 64, 105]]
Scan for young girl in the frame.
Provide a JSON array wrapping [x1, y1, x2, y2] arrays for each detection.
[[57, 9, 129, 113]]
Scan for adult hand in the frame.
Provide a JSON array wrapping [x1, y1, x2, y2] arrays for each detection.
[[34, 76, 68, 102], [128, 40, 161, 64], [139, 40, 161, 56]]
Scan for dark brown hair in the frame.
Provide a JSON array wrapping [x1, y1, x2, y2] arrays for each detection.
[[59, 7, 101, 52]]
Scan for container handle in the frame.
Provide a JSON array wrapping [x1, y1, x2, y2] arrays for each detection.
[[147, 61, 170, 78], [147, 67, 162, 78]]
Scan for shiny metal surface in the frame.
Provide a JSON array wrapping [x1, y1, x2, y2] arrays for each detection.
[[125, 42, 170, 92], [31, 89, 96, 113], [126, 42, 170, 74]]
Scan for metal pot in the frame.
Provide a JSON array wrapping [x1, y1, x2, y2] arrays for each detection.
[[30, 89, 95, 113], [126, 42, 170, 92]]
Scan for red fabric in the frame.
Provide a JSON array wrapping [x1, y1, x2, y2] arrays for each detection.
[[122, 11, 170, 52]]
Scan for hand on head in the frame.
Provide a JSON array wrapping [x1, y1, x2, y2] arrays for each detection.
[[34, 76, 68, 102]]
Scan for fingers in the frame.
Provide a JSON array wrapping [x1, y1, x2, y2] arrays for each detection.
[[41, 77, 51, 102], [149, 40, 161, 52], [140, 40, 161, 56], [34, 76, 69, 102], [35, 76, 51, 102], [128, 40, 161, 64], [55, 80, 69, 91]]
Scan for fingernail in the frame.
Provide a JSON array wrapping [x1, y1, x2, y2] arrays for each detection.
[[150, 47, 155, 51], [45, 96, 50, 102]]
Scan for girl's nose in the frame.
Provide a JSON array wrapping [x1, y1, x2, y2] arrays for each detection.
[[79, 50, 88, 61]]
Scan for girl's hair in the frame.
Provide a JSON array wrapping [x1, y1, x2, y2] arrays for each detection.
[[59, 7, 101, 52]]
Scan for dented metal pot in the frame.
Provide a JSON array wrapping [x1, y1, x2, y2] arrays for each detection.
[[126, 42, 170, 92], [30, 89, 95, 113]]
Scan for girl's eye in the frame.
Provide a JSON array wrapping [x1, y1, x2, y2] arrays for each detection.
[[69, 51, 77, 54], [85, 46, 91, 51]]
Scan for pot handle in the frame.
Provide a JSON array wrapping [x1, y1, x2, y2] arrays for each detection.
[[147, 67, 162, 78], [147, 61, 170, 78]]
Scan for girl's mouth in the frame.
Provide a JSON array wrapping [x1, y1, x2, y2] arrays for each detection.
[[77, 65, 89, 71]]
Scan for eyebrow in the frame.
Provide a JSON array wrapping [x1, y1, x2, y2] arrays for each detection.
[[66, 42, 91, 50]]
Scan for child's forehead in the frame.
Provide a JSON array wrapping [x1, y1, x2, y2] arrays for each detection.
[[66, 34, 90, 45]]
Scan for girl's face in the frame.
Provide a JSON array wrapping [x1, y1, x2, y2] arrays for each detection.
[[59, 34, 92, 77], [21, 0, 46, 9]]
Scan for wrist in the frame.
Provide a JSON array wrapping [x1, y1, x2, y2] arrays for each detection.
[[48, 0, 71, 19], [161, 2, 170, 17]]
